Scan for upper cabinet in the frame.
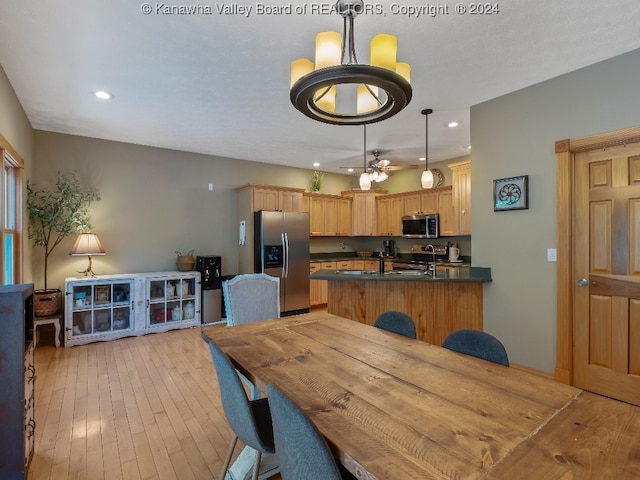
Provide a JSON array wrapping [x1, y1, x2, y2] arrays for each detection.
[[305, 193, 352, 236], [349, 191, 379, 236], [376, 195, 403, 236], [402, 186, 455, 236], [237, 184, 305, 213], [448, 160, 471, 235]]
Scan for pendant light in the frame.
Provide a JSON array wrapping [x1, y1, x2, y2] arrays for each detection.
[[421, 108, 434, 189], [359, 125, 371, 190]]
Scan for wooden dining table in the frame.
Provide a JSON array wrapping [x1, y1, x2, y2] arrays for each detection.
[[201, 311, 640, 479]]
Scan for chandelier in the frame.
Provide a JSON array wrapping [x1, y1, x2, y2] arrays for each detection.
[[290, 0, 412, 125]]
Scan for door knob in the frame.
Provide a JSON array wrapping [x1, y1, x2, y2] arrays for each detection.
[[577, 278, 589, 287]]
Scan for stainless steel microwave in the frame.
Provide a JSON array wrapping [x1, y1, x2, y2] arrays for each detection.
[[401, 213, 439, 238]]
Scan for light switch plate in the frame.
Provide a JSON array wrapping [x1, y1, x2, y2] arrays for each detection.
[[547, 248, 557, 262]]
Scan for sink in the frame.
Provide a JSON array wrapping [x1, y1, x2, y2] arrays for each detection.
[[335, 270, 378, 275], [384, 270, 428, 276]]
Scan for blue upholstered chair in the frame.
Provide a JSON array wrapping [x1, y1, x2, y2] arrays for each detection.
[[267, 384, 357, 480], [223, 273, 280, 326], [374, 311, 417, 339], [442, 329, 510, 366], [205, 338, 276, 480]]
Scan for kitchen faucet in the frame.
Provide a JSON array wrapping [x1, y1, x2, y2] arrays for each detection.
[[426, 244, 436, 277]]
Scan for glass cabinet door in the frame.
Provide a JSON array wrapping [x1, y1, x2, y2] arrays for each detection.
[[70, 281, 133, 337], [147, 275, 198, 326]]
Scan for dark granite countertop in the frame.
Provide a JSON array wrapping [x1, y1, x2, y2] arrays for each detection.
[[309, 267, 492, 283]]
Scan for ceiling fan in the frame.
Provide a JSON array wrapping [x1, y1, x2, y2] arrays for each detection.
[[342, 149, 418, 181]]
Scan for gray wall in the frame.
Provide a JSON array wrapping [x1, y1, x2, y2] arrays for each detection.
[[31, 131, 357, 290], [471, 48, 640, 373]]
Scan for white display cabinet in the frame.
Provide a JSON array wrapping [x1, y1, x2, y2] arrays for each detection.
[[65, 272, 200, 347]]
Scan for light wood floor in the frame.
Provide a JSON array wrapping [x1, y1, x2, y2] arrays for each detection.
[[29, 325, 242, 480]]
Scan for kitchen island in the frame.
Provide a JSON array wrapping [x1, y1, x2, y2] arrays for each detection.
[[309, 267, 492, 345]]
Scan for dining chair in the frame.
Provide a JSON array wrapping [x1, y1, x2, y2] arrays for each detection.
[[223, 273, 281, 399], [205, 338, 276, 480], [442, 329, 510, 366], [223, 273, 280, 326], [374, 311, 417, 339], [266, 384, 357, 480]]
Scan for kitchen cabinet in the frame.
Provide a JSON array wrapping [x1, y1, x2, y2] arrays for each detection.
[[350, 191, 378, 236], [402, 186, 454, 236], [376, 195, 404, 236], [307, 194, 351, 236], [309, 261, 336, 306], [236, 184, 305, 213], [64, 272, 200, 347], [449, 160, 471, 235], [0, 284, 35, 478]]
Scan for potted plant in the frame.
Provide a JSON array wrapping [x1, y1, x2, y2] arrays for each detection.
[[27, 171, 100, 316], [310, 170, 323, 192]]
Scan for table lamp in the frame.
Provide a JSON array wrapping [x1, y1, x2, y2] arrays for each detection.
[[69, 233, 106, 277]]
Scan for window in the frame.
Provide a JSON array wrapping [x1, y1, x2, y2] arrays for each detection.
[[2, 147, 23, 285]]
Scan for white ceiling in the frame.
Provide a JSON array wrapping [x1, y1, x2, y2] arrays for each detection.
[[1, 1, 639, 174]]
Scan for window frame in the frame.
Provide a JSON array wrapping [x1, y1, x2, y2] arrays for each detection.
[[1, 135, 24, 285]]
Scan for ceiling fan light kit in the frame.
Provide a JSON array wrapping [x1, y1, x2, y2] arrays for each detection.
[[290, 0, 412, 125]]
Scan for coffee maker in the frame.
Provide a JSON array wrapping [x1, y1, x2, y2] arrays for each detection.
[[383, 240, 395, 257]]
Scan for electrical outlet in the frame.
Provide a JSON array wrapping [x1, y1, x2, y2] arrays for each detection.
[[547, 248, 557, 262]]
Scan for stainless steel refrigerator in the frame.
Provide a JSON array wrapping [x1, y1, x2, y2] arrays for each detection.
[[254, 211, 310, 316]]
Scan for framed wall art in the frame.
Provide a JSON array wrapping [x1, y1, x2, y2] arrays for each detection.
[[493, 175, 529, 211]]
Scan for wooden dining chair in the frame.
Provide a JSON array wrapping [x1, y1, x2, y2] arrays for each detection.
[[204, 338, 276, 480], [442, 329, 510, 366], [266, 384, 357, 480], [374, 311, 417, 339], [223, 273, 280, 326]]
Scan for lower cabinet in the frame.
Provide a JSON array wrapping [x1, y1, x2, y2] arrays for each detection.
[[65, 272, 200, 347], [310, 262, 337, 306]]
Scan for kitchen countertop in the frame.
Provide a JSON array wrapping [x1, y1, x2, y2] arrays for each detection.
[[309, 266, 491, 283]]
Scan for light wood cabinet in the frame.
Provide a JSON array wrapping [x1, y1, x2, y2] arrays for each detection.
[[306, 193, 352, 236], [237, 184, 305, 213], [376, 196, 404, 236], [449, 160, 471, 235], [310, 261, 336, 306], [438, 188, 455, 236], [351, 192, 378, 236], [336, 198, 352, 236], [402, 186, 455, 236]]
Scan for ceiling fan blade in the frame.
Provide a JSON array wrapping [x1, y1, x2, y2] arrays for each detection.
[[386, 165, 419, 171]]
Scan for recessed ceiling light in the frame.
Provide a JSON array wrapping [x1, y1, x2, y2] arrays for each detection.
[[347, 168, 354, 172], [93, 90, 114, 100], [464, 145, 471, 150], [313, 162, 320, 167], [419, 157, 426, 162], [447, 121, 460, 128]]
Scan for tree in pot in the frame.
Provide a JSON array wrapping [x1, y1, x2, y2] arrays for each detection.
[[27, 172, 100, 316]]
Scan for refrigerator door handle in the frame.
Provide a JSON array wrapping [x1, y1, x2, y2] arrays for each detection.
[[284, 232, 290, 278], [281, 232, 287, 278]]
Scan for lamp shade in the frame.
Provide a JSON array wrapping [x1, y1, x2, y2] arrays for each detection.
[[315, 31, 342, 70], [359, 172, 371, 190], [421, 170, 434, 189], [290, 58, 314, 87], [370, 34, 397, 71], [70, 233, 106, 256]]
